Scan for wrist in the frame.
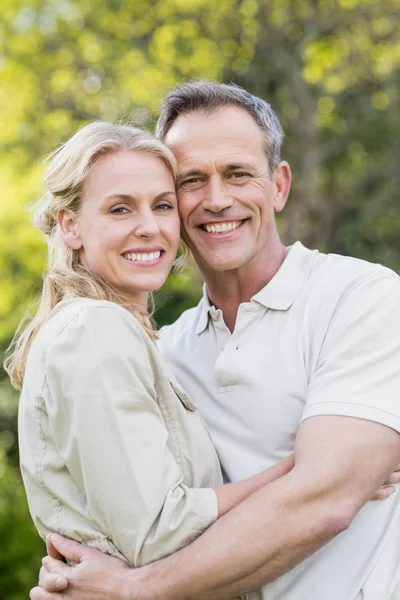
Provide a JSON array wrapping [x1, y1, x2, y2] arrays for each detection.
[[121, 564, 162, 600]]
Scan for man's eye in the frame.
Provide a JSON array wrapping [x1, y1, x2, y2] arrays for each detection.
[[230, 172, 248, 179], [181, 177, 202, 185]]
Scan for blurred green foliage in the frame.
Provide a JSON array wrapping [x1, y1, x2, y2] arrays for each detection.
[[0, 440, 45, 598], [0, 0, 399, 596]]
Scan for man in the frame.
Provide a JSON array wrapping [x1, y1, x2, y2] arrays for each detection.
[[32, 81, 400, 600]]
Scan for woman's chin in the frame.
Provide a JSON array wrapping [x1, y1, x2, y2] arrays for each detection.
[[118, 277, 169, 301]]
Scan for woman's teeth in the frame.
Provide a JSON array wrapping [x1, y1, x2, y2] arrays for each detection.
[[123, 251, 161, 262]]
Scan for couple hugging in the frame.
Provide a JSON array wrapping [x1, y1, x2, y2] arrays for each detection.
[[6, 80, 400, 600]]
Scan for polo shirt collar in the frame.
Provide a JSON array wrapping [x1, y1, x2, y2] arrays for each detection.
[[194, 241, 317, 334], [252, 241, 317, 310]]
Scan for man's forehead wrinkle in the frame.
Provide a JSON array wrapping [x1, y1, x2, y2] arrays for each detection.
[[172, 133, 257, 154], [177, 151, 257, 173]]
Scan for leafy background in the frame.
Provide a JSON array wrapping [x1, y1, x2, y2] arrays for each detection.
[[1, 0, 399, 596]]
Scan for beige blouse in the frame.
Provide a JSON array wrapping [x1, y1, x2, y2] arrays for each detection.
[[19, 298, 222, 568]]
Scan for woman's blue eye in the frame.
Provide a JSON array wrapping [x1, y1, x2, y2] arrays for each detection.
[[155, 203, 173, 211], [111, 207, 128, 214]]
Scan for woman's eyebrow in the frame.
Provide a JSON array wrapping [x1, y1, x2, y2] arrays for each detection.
[[104, 191, 176, 202], [105, 193, 136, 202], [153, 191, 177, 201]]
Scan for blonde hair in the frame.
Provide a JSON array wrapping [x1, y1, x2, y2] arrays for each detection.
[[4, 121, 178, 390]]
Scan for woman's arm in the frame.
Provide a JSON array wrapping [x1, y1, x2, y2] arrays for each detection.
[[215, 455, 294, 516], [44, 304, 219, 568]]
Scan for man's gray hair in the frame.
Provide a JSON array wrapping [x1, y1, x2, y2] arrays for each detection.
[[156, 80, 284, 174]]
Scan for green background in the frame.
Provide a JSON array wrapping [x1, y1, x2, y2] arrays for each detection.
[[1, 0, 399, 596]]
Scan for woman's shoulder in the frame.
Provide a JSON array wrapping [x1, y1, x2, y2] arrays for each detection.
[[24, 299, 157, 395], [37, 298, 150, 353]]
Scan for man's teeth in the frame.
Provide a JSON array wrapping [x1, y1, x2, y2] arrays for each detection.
[[204, 221, 242, 234], [123, 251, 161, 262]]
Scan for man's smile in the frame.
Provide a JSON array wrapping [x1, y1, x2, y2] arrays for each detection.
[[200, 220, 245, 234]]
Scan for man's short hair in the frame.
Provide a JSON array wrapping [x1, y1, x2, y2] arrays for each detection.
[[156, 79, 284, 174]]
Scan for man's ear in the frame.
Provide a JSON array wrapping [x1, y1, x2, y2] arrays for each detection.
[[57, 209, 82, 250], [272, 161, 292, 213]]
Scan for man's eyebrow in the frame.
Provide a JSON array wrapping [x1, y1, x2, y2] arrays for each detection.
[[222, 162, 256, 171], [177, 162, 256, 182]]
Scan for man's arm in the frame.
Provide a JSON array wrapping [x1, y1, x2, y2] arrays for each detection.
[[128, 415, 400, 600], [32, 414, 400, 600]]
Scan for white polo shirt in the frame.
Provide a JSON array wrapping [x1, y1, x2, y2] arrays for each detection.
[[159, 242, 400, 600]]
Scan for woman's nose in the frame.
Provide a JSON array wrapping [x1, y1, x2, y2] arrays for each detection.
[[134, 210, 160, 238]]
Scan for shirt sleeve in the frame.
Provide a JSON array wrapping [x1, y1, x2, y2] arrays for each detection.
[[44, 304, 218, 567], [302, 273, 400, 431]]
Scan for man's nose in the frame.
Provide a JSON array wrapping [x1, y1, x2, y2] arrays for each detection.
[[202, 179, 233, 213], [134, 209, 159, 238]]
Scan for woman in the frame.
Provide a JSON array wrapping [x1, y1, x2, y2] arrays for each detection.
[[5, 122, 293, 575]]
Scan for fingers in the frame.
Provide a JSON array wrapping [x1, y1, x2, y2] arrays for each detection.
[[47, 534, 88, 563], [30, 587, 57, 600], [383, 471, 400, 486], [46, 534, 66, 560], [42, 556, 70, 576], [371, 486, 396, 501], [39, 564, 68, 592]]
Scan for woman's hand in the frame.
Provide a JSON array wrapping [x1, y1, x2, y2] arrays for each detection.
[[30, 534, 132, 600]]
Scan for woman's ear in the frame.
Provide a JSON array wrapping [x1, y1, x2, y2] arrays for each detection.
[[57, 209, 82, 250]]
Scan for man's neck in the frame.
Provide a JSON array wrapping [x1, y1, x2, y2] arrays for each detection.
[[201, 242, 288, 333]]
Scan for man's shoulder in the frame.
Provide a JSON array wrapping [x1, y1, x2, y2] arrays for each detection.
[[299, 250, 400, 337], [310, 249, 399, 295], [320, 250, 397, 274]]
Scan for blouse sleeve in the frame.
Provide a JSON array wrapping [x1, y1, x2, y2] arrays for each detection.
[[44, 304, 218, 567]]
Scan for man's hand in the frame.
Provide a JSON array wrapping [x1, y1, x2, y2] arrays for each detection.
[[30, 534, 133, 600], [34, 463, 400, 600], [371, 463, 400, 500], [34, 456, 400, 598]]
